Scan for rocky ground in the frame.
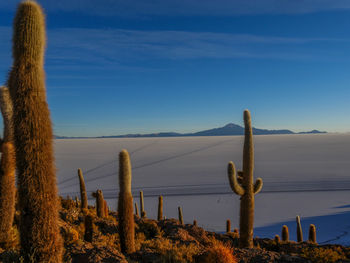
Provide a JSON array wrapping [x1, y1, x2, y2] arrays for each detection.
[[1, 198, 350, 263]]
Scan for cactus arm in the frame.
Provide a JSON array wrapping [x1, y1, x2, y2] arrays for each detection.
[[253, 178, 263, 194], [228, 162, 245, 196]]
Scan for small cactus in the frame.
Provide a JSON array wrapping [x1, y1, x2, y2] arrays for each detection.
[[178, 206, 184, 225], [227, 110, 263, 248], [193, 220, 197, 226], [96, 190, 105, 218], [84, 214, 94, 242], [78, 168, 88, 210], [117, 150, 135, 254], [296, 215, 303, 242], [0, 87, 16, 248], [282, 225, 289, 242], [308, 224, 317, 244], [135, 202, 139, 217], [226, 219, 231, 233], [274, 235, 280, 244], [158, 196, 163, 221], [140, 191, 146, 218], [104, 200, 109, 217]]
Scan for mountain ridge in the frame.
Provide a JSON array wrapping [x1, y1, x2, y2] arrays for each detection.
[[55, 123, 326, 139]]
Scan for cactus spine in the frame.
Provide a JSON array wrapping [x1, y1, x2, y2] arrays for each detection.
[[0, 87, 16, 248], [282, 225, 289, 242], [78, 168, 88, 211], [7, 1, 63, 261], [296, 215, 303, 242], [226, 219, 231, 233], [117, 150, 135, 254], [308, 224, 316, 244], [140, 190, 146, 218], [84, 214, 94, 242], [96, 190, 105, 218], [227, 110, 263, 248], [178, 206, 184, 225], [158, 195, 163, 221]]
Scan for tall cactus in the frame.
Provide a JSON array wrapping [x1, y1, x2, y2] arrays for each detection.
[[158, 195, 163, 221], [7, 1, 62, 261], [0, 87, 16, 248], [178, 206, 184, 225], [78, 168, 88, 211], [227, 110, 263, 248], [296, 215, 303, 242], [140, 190, 146, 218], [117, 150, 135, 254]]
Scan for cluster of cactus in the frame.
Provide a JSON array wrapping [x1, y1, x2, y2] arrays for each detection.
[[277, 217, 316, 244], [0, 0, 325, 258], [227, 110, 263, 248], [3, 1, 63, 261]]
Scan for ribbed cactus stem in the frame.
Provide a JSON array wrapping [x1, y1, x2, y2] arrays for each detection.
[[296, 215, 303, 242], [96, 190, 105, 218], [158, 195, 163, 221], [140, 191, 146, 218], [84, 214, 94, 242], [308, 224, 316, 244], [227, 110, 263, 248], [282, 225, 289, 242], [226, 219, 231, 233], [135, 203, 139, 217], [7, 2, 62, 261], [117, 149, 135, 254], [178, 206, 184, 225], [78, 168, 88, 211]]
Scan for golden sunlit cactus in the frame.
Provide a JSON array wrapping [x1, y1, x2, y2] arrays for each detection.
[[296, 215, 303, 242], [227, 110, 263, 248], [178, 206, 184, 225], [96, 190, 105, 218], [117, 150, 135, 254], [0, 87, 16, 248], [282, 225, 289, 242], [158, 195, 163, 221], [78, 168, 88, 211], [135, 202, 139, 217], [7, 1, 63, 261], [308, 224, 316, 244]]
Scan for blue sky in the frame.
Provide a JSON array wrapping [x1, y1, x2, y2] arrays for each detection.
[[0, 0, 350, 136]]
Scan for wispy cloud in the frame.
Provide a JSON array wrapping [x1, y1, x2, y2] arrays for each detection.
[[2, 0, 350, 16], [0, 25, 346, 79]]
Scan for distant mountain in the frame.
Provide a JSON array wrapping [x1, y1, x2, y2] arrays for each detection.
[[54, 123, 326, 139]]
